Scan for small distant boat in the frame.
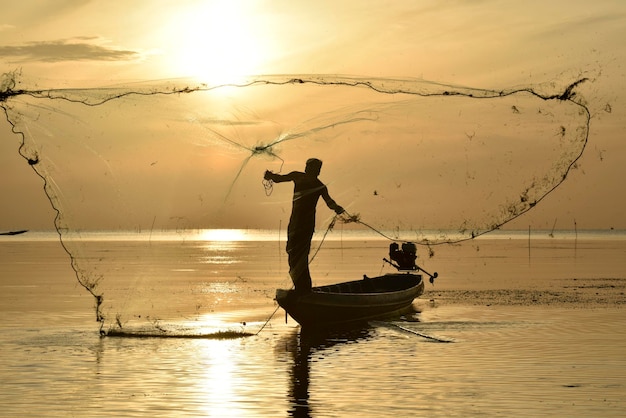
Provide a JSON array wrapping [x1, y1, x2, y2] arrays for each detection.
[[276, 273, 425, 329], [0, 230, 28, 236], [276, 242, 438, 329]]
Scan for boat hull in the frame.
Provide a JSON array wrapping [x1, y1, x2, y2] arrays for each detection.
[[276, 273, 424, 329]]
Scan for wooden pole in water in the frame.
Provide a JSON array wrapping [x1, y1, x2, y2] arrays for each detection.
[[574, 218, 578, 261], [549, 218, 557, 238], [528, 225, 531, 266]]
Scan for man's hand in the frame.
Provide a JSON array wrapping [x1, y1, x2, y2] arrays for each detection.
[[335, 206, 345, 215], [264, 170, 273, 180]]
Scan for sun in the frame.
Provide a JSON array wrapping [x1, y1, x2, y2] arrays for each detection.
[[168, 2, 268, 85]]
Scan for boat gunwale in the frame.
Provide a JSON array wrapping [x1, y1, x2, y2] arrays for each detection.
[[308, 285, 421, 298], [278, 273, 422, 298]]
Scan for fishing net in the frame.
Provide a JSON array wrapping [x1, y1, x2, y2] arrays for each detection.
[[1, 71, 591, 334]]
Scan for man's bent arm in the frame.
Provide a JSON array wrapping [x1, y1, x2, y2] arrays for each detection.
[[321, 187, 344, 214]]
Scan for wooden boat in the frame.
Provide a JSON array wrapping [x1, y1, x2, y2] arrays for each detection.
[[276, 273, 425, 329]]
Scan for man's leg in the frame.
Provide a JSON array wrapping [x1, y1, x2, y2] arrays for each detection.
[[287, 236, 312, 293]]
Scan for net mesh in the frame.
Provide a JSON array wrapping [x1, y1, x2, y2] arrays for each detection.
[[1, 72, 591, 334]]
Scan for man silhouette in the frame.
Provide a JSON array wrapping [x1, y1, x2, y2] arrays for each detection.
[[264, 158, 344, 292]]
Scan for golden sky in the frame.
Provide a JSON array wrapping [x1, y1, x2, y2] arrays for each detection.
[[1, 0, 625, 231]]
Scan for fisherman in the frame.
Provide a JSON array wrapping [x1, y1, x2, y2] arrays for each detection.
[[264, 158, 344, 293]]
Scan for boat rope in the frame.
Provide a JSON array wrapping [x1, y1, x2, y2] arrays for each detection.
[[371, 321, 454, 343], [256, 208, 410, 335], [308, 214, 340, 264], [309, 209, 401, 265], [257, 213, 341, 334], [344, 212, 398, 242], [256, 210, 428, 335], [255, 304, 281, 335]]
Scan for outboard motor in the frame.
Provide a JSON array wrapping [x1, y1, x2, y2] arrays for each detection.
[[388, 242, 417, 271], [384, 241, 438, 283]]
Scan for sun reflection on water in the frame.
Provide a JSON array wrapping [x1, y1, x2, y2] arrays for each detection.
[[198, 339, 238, 416], [197, 230, 246, 263], [199, 229, 249, 242]]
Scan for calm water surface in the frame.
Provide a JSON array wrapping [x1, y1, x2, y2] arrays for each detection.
[[2, 307, 625, 417], [1, 231, 625, 416]]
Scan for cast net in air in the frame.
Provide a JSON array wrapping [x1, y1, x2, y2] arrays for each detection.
[[1, 72, 591, 335]]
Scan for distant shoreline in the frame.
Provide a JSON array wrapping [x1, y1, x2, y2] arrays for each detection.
[[1, 228, 624, 242]]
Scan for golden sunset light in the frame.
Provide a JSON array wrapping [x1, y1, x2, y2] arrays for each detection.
[[163, 1, 272, 84], [1, 2, 626, 416], [2, 1, 624, 232]]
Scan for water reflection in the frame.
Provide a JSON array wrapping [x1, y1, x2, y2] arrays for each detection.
[[200, 240, 242, 264], [283, 326, 375, 417], [198, 339, 239, 417]]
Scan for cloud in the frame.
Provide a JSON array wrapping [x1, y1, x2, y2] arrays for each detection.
[[0, 37, 140, 63]]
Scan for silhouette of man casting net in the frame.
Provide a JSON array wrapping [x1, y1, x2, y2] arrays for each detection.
[[264, 158, 344, 293]]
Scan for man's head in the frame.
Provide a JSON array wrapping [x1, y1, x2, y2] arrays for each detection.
[[305, 158, 323, 176]]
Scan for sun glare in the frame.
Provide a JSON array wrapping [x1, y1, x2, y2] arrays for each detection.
[[170, 2, 268, 85], [200, 229, 248, 242]]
